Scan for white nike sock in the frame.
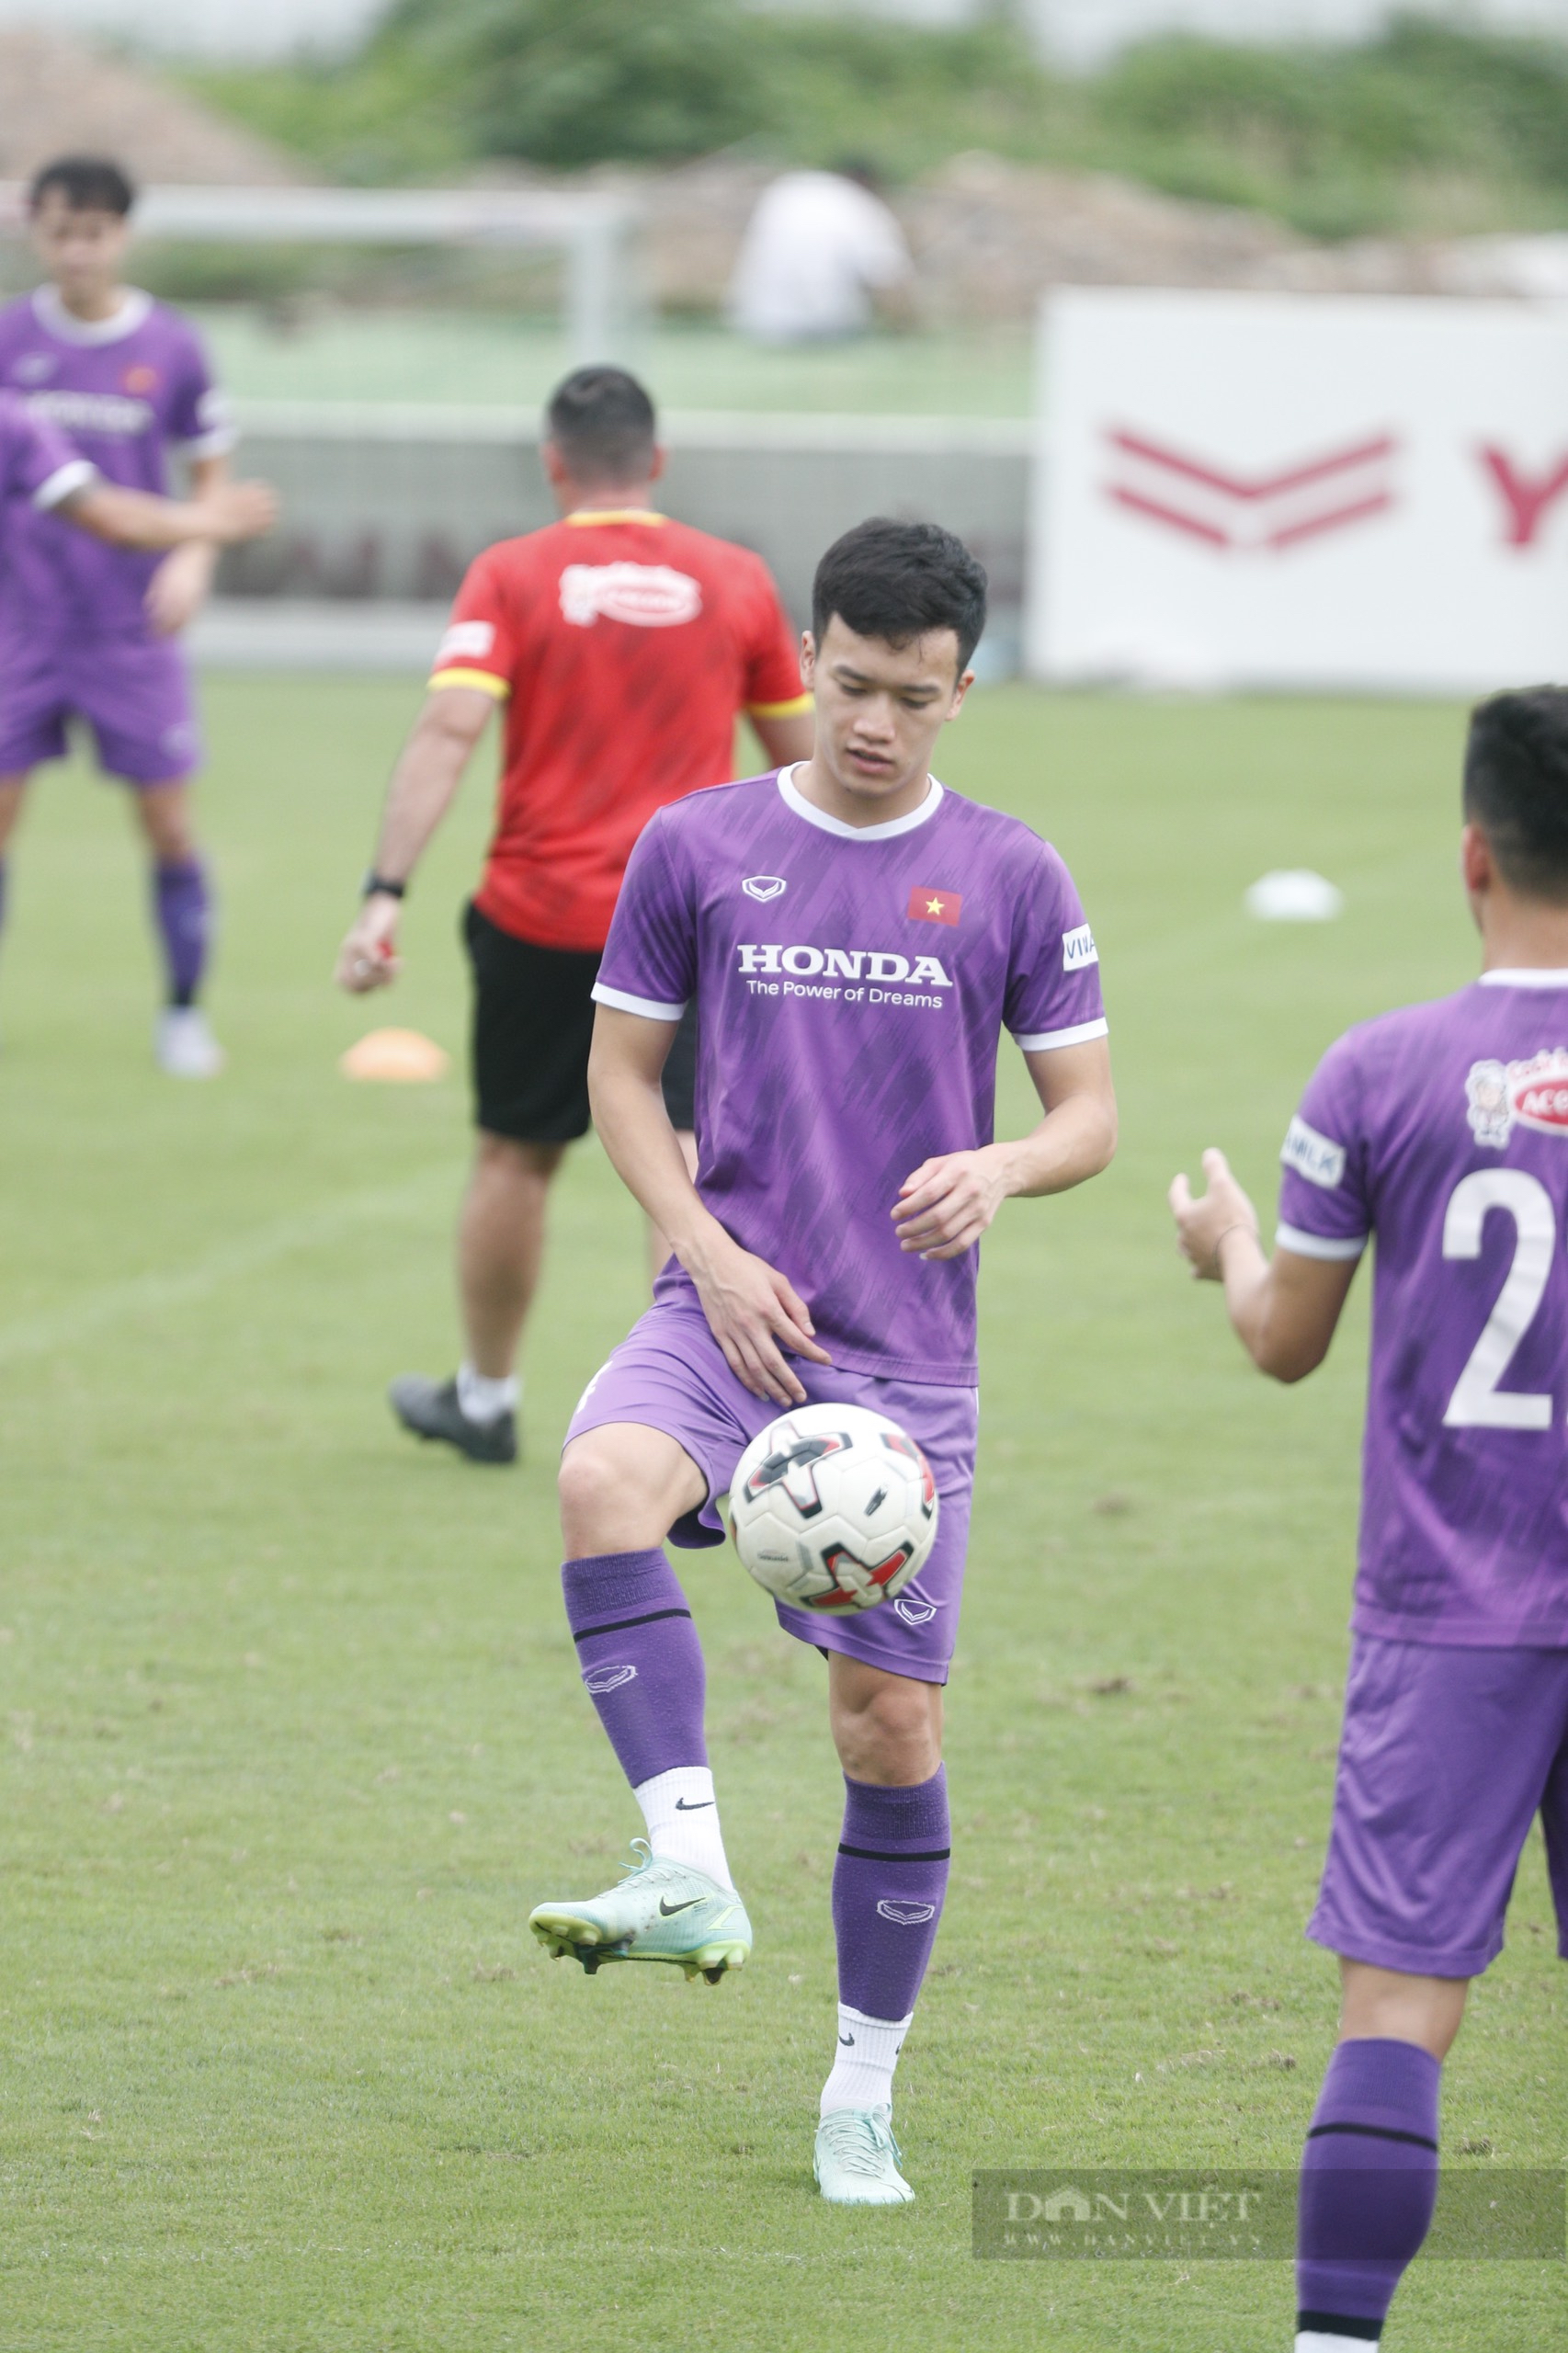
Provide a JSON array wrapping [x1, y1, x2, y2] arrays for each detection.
[[1295, 2338, 1380, 2352], [820, 2003, 914, 2118], [457, 1363, 518, 1426], [633, 1766, 734, 1889]]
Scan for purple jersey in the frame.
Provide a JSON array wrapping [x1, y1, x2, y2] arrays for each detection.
[[1278, 970, 1568, 1646], [0, 287, 233, 636], [593, 765, 1108, 1385]]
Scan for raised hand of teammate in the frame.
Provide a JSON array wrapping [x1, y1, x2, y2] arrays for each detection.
[[334, 895, 403, 994], [1168, 1146, 1261, 1281], [892, 1147, 1013, 1260], [682, 1222, 832, 1406]]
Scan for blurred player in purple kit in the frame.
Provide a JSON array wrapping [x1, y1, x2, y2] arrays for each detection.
[[1171, 688, 1568, 2351], [527, 520, 1118, 2203], [0, 156, 253, 1077]]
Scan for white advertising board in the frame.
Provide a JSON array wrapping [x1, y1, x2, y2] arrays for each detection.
[[1029, 290, 1568, 694]]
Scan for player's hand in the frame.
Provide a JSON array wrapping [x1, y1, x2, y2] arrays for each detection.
[[144, 540, 217, 635], [1168, 1148, 1261, 1281], [335, 894, 403, 994], [892, 1146, 1010, 1260], [193, 479, 278, 545], [683, 1226, 832, 1406]]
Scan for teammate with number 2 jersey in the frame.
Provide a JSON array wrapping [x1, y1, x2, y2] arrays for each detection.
[[1170, 686, 1568, 2353]]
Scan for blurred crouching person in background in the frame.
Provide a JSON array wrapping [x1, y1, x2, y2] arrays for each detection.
[[728, 162, 915, 345]]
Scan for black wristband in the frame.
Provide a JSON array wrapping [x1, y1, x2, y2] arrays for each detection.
[[362, 871, 406, 901]]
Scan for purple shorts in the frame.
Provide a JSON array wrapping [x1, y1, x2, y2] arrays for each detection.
[[565, 1301, 979, 1685], [1310, 1634, 1568, 1978], [0, 628, 200, 784]]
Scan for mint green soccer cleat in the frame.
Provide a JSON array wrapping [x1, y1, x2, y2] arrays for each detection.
[[813, 2109, 915, 2206], [529, 1840, 752, 1984]]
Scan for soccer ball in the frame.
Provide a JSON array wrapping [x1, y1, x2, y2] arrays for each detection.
[[725, 1402, 938, 1614]]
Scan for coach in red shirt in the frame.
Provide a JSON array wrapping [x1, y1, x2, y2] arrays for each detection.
[[335, 367, 812, 1462]]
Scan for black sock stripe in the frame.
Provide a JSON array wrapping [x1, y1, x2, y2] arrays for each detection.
[[572, 1607, 691, 1644], [835, 1842, 951, 1863], [1297, 2313, 1382, 2342], [1306, 2120, 1438, 2153]]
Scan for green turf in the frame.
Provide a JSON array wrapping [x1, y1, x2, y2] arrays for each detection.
[[1, 681, 1562, 2351], [191, 308, 1034, 417]]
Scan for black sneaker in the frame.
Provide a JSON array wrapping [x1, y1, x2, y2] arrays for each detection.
[[388, 1373, 518, 1465]]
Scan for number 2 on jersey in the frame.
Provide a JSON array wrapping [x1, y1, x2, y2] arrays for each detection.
[[1442, 1168, 1555, 1429]]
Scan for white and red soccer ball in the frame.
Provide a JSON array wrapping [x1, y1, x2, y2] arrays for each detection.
[[725, 1403, 938, 1613]]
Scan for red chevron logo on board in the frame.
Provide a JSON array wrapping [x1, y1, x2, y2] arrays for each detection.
[[1102, 425, 1400, 554]]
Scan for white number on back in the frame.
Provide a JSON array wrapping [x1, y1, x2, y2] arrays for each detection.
[[1441, 1169, 1555, 1430]]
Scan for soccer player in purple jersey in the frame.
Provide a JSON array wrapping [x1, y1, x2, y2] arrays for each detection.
[[0, 156, 250, 1078], [1170, 687, 1568, 2351], [527, 519, 1118, 2203]]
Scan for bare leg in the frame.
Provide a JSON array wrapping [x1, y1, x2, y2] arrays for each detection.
[[647, 1128, 699, 1279], [129, 778, 199, 863], [827, 1654, 944, 1787], [0, 772, 31, 857], [1337, 1957, 1470, 2060], [459, 1131, 567, 1378]]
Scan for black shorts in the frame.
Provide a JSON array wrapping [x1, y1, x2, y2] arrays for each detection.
[[463, 901, 697, 1143]]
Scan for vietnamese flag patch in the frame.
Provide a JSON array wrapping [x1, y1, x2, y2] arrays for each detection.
[[907, 885, 961, 926]]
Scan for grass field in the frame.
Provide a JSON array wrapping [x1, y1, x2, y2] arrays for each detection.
[[192, 310, 1034, 418], [2, 679, 1562, 2352]]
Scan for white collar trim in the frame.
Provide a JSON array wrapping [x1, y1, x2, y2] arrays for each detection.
[[777, 764, 944, 842], [33, 285, 153, 347], [1479, 968, 1568, 988]]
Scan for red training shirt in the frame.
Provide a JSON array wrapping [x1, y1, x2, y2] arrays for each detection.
[[430, 508, 811, 951]]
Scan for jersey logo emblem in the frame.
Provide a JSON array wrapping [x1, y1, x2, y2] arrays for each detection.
[[559, 562, 701, 629], [1465, 1050, 1568, 1149], [13, 352, 54, 384], [907, 886, 961, 926], [122, 363, 159, 394], [742, 874, 788, 903]]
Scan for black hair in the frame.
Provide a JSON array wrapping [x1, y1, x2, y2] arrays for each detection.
[[545, 366, 656, 484], [1464, 687, 1568, 902], [812, 517, 988, 675], [28, 156, 136, 217]]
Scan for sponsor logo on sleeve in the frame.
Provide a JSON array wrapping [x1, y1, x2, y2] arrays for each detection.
[[907, 885, 962, 926], [1062, 923, 1099, 971], [742, 874, 788, 903], [435, 620, 496, 665], [1466, 1049, 1568, 1149], [1280, 1114, 1346, 1188], [559, 562, 702, 629]]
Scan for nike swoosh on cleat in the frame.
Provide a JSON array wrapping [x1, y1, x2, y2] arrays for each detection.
[[659, 1896, 702, 1916], [674, 1799, 714, 1811]]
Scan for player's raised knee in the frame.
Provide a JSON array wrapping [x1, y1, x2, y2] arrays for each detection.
[[558, 1423, 702, 1555]]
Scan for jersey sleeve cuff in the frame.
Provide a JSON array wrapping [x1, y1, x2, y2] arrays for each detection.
[[1012, 1016, 1109, 1051], [1275, 1221, 1368, 1261], [592, 983, 688, 1022], [33, 457, 97, 511], [428, 666, 510, 699], [746, 692, 814, 720], [174, 426, 241, 459]]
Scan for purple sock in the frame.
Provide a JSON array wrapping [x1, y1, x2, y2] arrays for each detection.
[[833, 1767, 950, 2020], [1297, 2037, 1441, 2339], [152, 857, 211, 1008], [562, 1550, 708, 1786]]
